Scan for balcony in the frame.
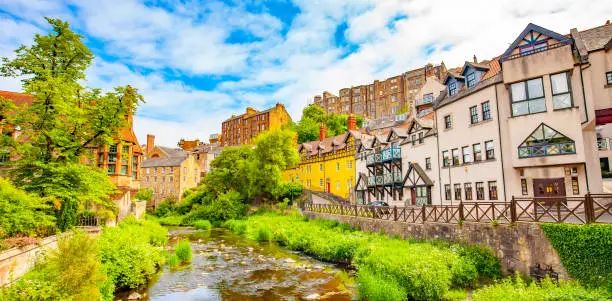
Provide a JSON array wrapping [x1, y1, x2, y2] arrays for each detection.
[[381, 147, 401, 162], [415, 97, 434, 107], [518, 142, 576, 158], [382, 171, 403, 185], [367, 176, 375, 187], [598, 138, 611, 151], [366, 153, 382, 166]]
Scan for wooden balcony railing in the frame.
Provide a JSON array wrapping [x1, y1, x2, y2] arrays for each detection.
[[303, 194, 612, 225]]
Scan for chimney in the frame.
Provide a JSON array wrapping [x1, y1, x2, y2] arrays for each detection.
[[146, 134, 155, 154], [606, 20, 610, 25], [319, 122, 327, 141], [473, 55, 478, 63], [347, 114, 357, 131]]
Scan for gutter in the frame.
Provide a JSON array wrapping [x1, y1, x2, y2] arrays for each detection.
[[433, 111, 444, 204]]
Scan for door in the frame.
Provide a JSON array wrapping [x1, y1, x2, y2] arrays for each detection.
[[410, 188, 416, 205], [326, 179, 330, 193], [533, 178, 566, 205]]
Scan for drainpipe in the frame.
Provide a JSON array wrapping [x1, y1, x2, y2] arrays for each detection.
[[434, 110, 444, 204], [579, 62, 590, 124], [583, 162, 590, 192], [494, 84, 508, 205]]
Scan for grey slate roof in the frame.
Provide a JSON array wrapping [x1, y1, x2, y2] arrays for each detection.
[[142, 155, 187, 168], [573, 23, 612, 52]]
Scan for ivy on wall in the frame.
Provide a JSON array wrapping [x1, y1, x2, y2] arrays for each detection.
[[540, 223, 612, 288]]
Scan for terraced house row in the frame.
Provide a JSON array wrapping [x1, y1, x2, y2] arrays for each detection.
[[294, 21, 612, 207]]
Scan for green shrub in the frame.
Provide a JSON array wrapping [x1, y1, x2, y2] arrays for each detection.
[[256, 227, 273, 242], [472, 274, 609, 301], [444, 289, 468, 301], [357, 267, 406, 301], [224, 219, 247, 235], [453, 244, 500, 282], [98, 219, 166, 290], [182, 190, 248, 224], [540, 223, 612, 287], [157, 214, 185, 226], [134, 188, 154, 201], [167, 254, 179, 268], [0, 178, 55, 239], [194, 220, 212, 230], [155, 198, 177, 217], [175, 240, 192, 262], [0, 231, 107, 301]]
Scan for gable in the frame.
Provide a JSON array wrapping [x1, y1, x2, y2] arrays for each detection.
[[403, 163, 433, 187], [501, 23, 572, 62], [356, 173, 368, 190]]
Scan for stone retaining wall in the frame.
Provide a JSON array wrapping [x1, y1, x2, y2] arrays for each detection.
[[0, 227, 101, 287], [305, 212, 567, 278]]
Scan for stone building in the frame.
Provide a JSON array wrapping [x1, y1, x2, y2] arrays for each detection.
[[141, 135, 201, 207], [221, 103, 292, 147], [313, 63, 447, 120]]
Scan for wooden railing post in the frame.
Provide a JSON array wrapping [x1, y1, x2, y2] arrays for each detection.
[[585, 193, 594, 223], [458, 202, 465, 221], [354, 205, 358, 217], [421, 206, 426, 223], [510, 196, 517, 222], [393, 206, 398, 221]]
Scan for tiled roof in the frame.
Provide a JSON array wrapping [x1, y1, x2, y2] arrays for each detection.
[[158, 146, 187, 157], [435, 57, 503, 109], [0, 90, 33, 107], [142, 155, 187, 168], [572, 23, 612, 52], [194, 142, 223, 154]]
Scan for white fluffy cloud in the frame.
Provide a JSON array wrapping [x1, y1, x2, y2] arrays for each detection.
[[1, 0, 611, 146]]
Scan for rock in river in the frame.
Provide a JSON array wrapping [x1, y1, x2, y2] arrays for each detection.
[[127, 292, 142, 300]]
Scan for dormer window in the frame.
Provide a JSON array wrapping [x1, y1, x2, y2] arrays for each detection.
[[449, 82, 457, 96], [466, 73, 476, 88]]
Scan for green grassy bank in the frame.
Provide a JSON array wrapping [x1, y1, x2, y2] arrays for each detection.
[[223, 210, 609, 301]]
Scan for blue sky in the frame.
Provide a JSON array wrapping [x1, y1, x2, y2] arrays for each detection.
[[1, 0, 611, 146]]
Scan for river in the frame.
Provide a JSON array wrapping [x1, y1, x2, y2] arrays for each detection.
[[116, 227, 356, 301]]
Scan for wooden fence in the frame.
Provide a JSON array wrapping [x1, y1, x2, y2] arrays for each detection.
[[304, 194, 612, 224]]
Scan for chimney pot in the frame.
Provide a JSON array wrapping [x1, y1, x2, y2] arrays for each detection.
[[473, 55, 478, 63], [347, 114, 357, 131]]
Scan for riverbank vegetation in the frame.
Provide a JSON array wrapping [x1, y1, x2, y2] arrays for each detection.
[[224, 211, 500, 300], [0, 217, 167, 301], [223, 209, 610, 301]]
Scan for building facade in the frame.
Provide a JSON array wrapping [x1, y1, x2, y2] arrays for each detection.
[[221, 103, 292, 147], [141, 135, 202, 207], [286, 115, 365, 199], [313, 64, 447, 120], [352, 21, 611, 206]]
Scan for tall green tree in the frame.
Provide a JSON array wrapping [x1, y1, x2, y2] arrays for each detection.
[[293, 105, 364, 143], [0, 18, 144, 228]]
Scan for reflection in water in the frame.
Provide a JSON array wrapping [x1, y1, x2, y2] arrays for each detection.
[[116, 228, 356, 301]]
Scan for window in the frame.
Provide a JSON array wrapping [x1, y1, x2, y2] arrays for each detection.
[[154, 176, 157, 182], [488, 181, 498, 200], [473, 143, 482, 161], [520, 42, 548, 55], [476, 182, 484, 200], [454, 184, 462, 200], [518, 124, 576, 158], [336, 181, 340, 190], [521, 179, 528, 195], [482, 101, 491, 121], [444, 184, 451, 200], [462, 146, 471, 163], [485, 140, 495, 160], [108, 164, 116, 175], [442, 151, 450, 167], [571, 177, 579, 195], [449, 82, 457, 96], [319, 164, 323, 172], [425, 157, 431, 170], [510, 78, 546, 116], [336, 162, 340, 171], [423, 93, 434, 103], [444, 115, 452, 129], [452, 148, 460, 165], [319, 179, 323, 187], [607, 72, 612, 85], [418, 132, 424, 144], [466, 73, 476, 88], [470, 106, 479, 124], [550, 72, 572, 110], [464, 183, 473, 200], [347, 160, 353, 169]]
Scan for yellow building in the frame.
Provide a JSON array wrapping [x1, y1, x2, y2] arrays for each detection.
[[286, 116, 365, 200]]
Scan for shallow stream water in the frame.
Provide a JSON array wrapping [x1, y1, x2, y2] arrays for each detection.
[[115, 227, 356, 301]]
